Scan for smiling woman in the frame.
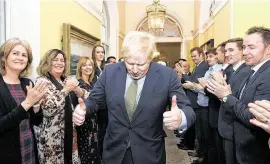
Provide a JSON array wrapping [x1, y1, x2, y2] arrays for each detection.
[[34, 49, 84, 164], [0, 38, 47, 163]]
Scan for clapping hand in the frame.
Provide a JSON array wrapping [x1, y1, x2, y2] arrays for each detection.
[[21, 81, 48, 111], [163, 95, 182, 130], [63, 77, 79, 94], [198, 77, 207, 88], [182, 81, 194, 89], [249, 100, 270, 134]]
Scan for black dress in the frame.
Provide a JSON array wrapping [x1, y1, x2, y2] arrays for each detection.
[[76, 79, 101, 164]]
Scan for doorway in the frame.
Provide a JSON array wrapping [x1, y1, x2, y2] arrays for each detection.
[[155, 42, 181, 68]]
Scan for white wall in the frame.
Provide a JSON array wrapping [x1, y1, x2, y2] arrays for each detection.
[[6, 0, 40, 80]]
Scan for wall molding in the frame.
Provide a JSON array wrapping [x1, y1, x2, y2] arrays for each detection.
[[155, 37, 182, 43], [212, 0, 229, 18], [119, 31, 125, 39], [193, 0, 229, 39], [75, 0, 102, 21]]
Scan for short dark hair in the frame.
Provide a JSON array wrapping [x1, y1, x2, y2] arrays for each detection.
[[246, 26, 270, 46], [106, 56, 116, 63], [206, 48, 217, 56], [190, 47, 204, 55], [226, 38, 243, 50], [217, 41, 226, 54]]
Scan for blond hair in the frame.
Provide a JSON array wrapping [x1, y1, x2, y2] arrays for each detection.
[[37, 49, 67, 77], [76, 56, 95, 82], [0, 38, 33, 77], [121, 31, 157, 61]]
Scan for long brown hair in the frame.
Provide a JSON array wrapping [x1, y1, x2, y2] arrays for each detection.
[[92, 45, 106, 70]]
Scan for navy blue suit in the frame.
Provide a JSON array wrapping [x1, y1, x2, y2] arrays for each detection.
[[85, 62, 195, 164], [223, 61, 270, 164]]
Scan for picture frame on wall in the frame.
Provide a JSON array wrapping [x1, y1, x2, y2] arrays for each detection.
[[62, 23, 100, 75], [200, 39, 214, 53]]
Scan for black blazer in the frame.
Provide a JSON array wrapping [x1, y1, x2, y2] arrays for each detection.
[[85, 62, 196, 164], [218, 63, 250, 139], [0, 75, 41, 164], [182, 61, 209, 109], [223, 61, 270, 164]]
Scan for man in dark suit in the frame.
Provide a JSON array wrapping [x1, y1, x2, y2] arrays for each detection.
[[207, 27, 270, 164], [182, 47, 209, 163], [175, 60, 195, 150], [73, 31, 196, 164], [210, 38, 250, 164], [216, 41, 234, 82]]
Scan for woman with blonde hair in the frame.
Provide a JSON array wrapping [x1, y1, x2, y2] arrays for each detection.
[[34, 49, 84, 164], [0, 38, 47, 163], [75, 56, 101, 164]]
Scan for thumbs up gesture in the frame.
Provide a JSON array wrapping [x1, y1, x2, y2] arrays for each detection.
[[163, 95, 182, 130], [72, 98, 87, 126]]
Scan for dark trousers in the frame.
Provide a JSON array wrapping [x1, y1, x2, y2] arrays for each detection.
[[182, 123, 195, 149], [194, 107, 209, 157], [121, 148, 134, 164], [208, 127, 226, 164], [223, 139, 236, 164]]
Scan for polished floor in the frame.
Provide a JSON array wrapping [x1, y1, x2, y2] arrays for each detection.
[[165, 128, 195, 164]]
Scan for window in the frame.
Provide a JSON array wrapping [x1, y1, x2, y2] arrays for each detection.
[[0, 0, 7, 44], [102, 1, 110, 58]]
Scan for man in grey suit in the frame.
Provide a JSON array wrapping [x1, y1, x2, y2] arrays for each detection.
[[73, 31, 196, 164]]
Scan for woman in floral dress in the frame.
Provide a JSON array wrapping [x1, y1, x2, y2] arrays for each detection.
[[34, 49, 85, 164]]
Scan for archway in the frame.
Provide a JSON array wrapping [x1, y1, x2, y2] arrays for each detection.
[[136, 14, 183, 67]]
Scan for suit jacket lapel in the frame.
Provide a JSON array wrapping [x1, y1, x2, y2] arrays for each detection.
[[230, 63, 246, 87], [116, 63, 130, 123], [131, 63, 160, 123], [240, 60, 270, 99]]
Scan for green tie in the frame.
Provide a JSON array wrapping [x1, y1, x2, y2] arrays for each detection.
[[125, 80, 138, 120]]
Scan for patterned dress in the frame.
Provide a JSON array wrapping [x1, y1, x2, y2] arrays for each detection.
[[76, 79, 101, 164], [34, 77, 80, 164], [7, 84, 36, 164]]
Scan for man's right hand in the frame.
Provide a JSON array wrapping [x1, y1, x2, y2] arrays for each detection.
[[73, 98, 87, 126]]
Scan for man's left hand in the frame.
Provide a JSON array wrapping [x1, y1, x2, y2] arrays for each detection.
[[163, 95, 182, 130]]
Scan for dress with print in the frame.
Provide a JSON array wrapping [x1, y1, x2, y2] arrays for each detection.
[[7, 84, 36, 164], [33, 77, 80, 164], [76, 79, 101, 164]]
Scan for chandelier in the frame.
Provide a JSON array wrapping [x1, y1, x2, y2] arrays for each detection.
[[146, 0, 166, 32]]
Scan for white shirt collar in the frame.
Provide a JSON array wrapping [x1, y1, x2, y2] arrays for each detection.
[[222, 63, 229, 70], [233, 60, 245, 71], [252, 59, 270, 74]]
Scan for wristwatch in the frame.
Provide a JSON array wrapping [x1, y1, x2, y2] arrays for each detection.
[[222, 94, 231, 103]]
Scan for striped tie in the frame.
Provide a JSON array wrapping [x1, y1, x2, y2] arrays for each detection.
[[125, 80, 138, 120]]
